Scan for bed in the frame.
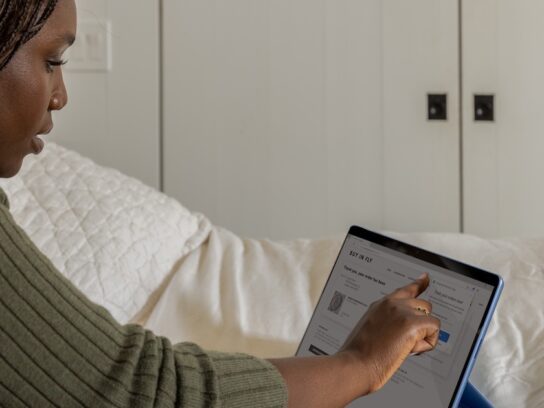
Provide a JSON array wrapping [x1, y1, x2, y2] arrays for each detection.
[[1, 143, 542, 408]]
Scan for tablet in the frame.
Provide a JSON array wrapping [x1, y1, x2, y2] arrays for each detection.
[[296, 226, 503, 408]]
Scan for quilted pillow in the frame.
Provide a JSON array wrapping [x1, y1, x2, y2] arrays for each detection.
[[0, 143, 211, 323]]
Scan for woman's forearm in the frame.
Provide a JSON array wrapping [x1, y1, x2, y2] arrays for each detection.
[[268, 352, 370, 408]]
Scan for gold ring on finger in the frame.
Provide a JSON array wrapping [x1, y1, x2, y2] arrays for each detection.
[[416, 307, 430, 316]]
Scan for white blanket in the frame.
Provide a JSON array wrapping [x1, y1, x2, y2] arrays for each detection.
[[2, 143, 542, 408]]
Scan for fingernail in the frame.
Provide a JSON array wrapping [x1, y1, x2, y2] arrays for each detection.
[[418, 273, 427, 279]]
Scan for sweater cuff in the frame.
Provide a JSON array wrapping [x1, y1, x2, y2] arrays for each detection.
[[0, 187, 9, 209], [208, 350, 288, 407]]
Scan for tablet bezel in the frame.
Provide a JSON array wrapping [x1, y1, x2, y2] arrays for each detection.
[[296, 225, 504, 408]]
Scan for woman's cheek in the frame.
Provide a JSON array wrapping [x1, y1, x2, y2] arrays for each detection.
[[17, 75, 50, 136], [11, 50, 52, 131]]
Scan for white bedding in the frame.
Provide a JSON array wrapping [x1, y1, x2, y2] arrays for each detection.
[[0, 143, 211, 323], [1, 143, 542, 408], [144, 229, 544, 408]]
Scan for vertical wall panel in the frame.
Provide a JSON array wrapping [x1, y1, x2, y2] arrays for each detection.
[[324, 0, 385, 236], [163, 0, 385, 239], [462, 0, 499, 237], [464, 0, 544, 237], [383, 0, 460, 233]]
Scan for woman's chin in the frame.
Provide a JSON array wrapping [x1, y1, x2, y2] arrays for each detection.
[[0, 138, 45, 177], [31, 135, 45, 154], [0, 158, 24, 178]]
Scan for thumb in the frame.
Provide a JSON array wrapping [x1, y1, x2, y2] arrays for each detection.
[[410, 324, 440, 354]]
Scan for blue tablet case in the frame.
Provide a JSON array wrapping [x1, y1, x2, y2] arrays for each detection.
[[460, 382, 494, 408]]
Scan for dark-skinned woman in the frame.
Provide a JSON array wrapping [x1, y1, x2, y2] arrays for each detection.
[[0, 1, 440, 406]]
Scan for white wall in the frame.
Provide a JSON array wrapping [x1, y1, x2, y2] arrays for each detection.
[[50, 0, 161, 189], [162, 0, 384, 239], [50, 0, 544, 240]]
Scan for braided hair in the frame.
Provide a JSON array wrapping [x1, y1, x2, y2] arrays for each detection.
[[0, 0, 58, 71]]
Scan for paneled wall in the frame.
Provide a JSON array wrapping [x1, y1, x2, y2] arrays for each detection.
[[162, 0, 460, 239]]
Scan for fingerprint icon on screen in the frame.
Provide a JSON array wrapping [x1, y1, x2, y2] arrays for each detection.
[[328, 291, 346, 314]]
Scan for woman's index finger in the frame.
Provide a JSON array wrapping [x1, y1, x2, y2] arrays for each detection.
[[388, 273, 430, 299]]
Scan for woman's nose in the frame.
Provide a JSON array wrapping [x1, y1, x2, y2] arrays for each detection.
[[49, 70, 68, 111]]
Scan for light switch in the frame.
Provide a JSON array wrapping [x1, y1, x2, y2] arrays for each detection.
[[65, 20, 111, 72]]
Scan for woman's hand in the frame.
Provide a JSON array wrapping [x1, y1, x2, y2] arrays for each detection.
[[269, 273, 440, 408], [338, 273, 441, 393]]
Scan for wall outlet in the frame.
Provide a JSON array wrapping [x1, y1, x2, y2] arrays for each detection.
[[65, 20, 112, 72]]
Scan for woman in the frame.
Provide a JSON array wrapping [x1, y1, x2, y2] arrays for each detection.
[[0, 1, 440, 406]]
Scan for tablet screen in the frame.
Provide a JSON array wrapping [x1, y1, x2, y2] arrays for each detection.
[[296, 228, 499, 407]]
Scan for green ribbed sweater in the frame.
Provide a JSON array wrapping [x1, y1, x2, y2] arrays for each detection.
[[0, 187, 287, 407]]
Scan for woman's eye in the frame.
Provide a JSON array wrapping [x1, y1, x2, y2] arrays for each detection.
[[46, 59, 68, 73]]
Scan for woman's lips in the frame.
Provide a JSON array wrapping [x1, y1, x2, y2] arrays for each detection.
[[40, 125, 53, 135]]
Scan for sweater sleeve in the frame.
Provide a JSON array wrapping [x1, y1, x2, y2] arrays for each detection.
[[0, 187, 8, 208], [0, 189, 287, 408]]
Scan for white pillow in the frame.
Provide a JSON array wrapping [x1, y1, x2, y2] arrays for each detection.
[[0, 143, 211, 323]]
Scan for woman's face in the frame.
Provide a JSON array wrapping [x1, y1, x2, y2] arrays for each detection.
[[0, 0, 77, 178]]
